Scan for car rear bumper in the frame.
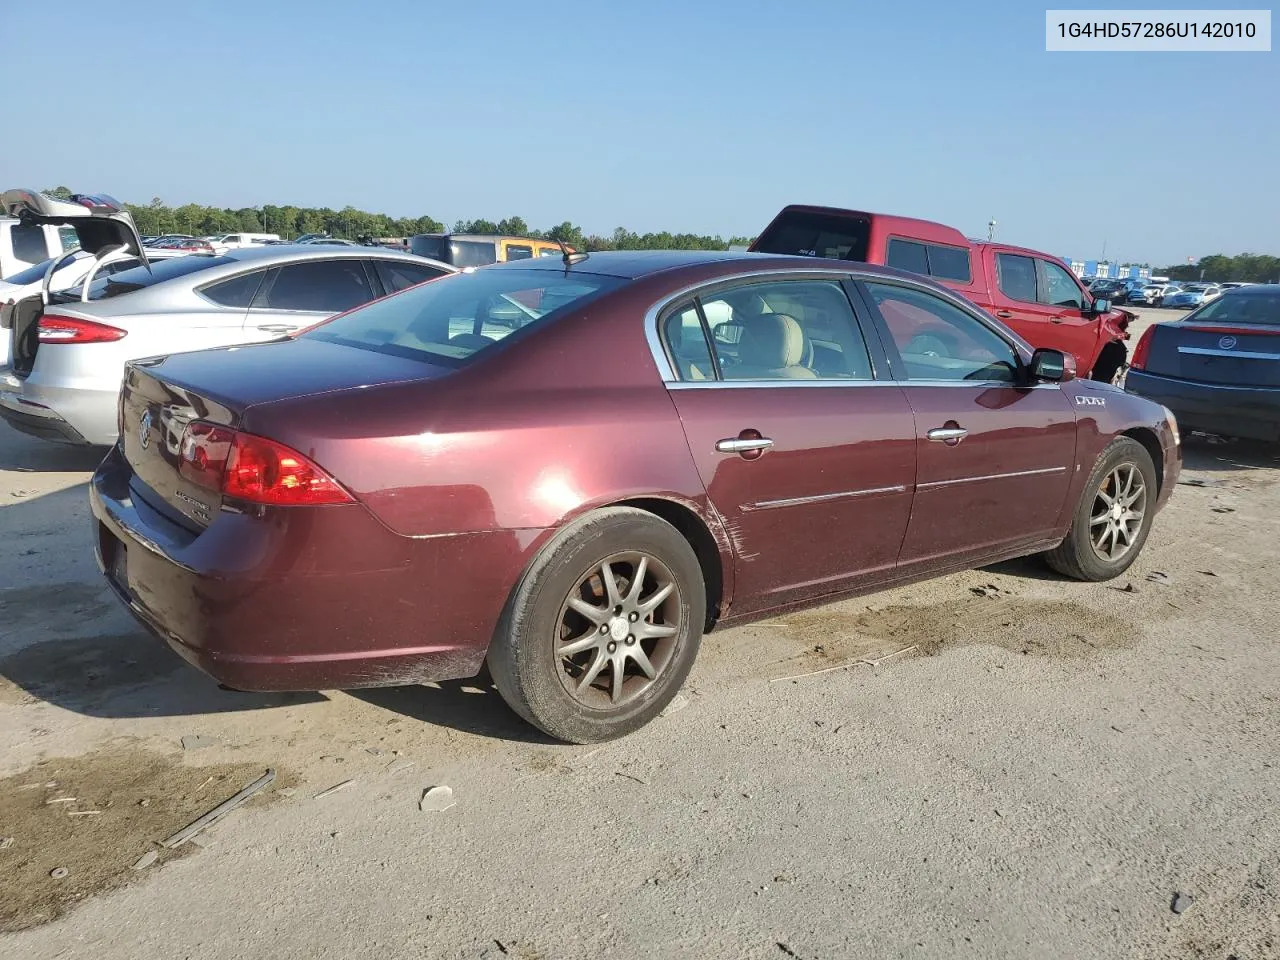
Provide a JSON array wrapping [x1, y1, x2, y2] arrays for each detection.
[[90, 443, 540, 692], [1126, 370, 1280, 442], [0, 370, 118, 445]]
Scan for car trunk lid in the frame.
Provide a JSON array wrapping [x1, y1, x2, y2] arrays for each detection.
[[1142, 321, 1280, 388], [121, 337, 450, 530]]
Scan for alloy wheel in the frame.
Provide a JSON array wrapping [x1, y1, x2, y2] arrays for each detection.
[[1089, 463, 1147, 561], [554, 552, 682, 709]]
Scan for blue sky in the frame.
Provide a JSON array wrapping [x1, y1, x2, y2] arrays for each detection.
[[8, 1, 1277, 265]]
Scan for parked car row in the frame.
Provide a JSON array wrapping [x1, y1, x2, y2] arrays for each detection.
[[0, 187, 1187, 744]]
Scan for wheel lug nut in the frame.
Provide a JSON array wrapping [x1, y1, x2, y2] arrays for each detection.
[[626, 635, 636, 645], [600, 624, 609, 634], [607, 641, 617, 653], [628, 612, 638, 622]]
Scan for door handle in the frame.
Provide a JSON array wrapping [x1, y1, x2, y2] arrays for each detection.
[[927, 427, 968, 443], [716, 437, 774, 454], [995, 310, 1014, 319]]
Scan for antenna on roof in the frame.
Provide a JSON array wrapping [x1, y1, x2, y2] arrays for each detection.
[[556, 238, 589, 267]]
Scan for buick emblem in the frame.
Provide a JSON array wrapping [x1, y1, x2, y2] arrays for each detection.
[[138, 409, 152, 449], [1219, 335, 1238, 350]]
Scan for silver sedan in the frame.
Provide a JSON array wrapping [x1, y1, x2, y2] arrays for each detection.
[[1, 245, 454, 445]]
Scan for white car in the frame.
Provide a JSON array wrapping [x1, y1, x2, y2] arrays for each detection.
[[0, 212, 76, 280], [211, 232, 280, 253], [0, 188, 455, 445], [0, 248, 195, 368]]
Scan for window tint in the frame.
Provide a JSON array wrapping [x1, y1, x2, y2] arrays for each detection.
[[751, 211, 870, 261], [261, 259, 375, 312], [224, 235, 241, 244], [202, 270, 268, 308], [374, 259, 446, 294], [886, 239, 929, 275], [662, 302, 715, 381], [996, 253, 1038, 302], [10, 224, 50, 266], [85, 254, 235, 300], [448, 240, 498, 267], [927, 244, 972, 282], [505, 244, 533, 261], [408, 236, 446, 260], [1040, 260, 1085, 310], [537, 247, 561, 257], [690, 279, 872, 381], [302, 268, 621, 366], [865, 281, 1018, 383]]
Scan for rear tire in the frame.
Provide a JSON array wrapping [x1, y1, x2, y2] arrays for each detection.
[[487, 507, 705, 743], [1044, 437, 1158, 581]]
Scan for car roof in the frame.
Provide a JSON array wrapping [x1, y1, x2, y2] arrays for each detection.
[[483, 248, 960, 290], [221, 244, 444, 266], [1222, 284, 1278, 297]]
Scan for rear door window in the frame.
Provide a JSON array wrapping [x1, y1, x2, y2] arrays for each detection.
[[260, 259, 376, 312], [200, 270, 269, 308], [504, 244, 533, 261], [84, 254, 235, 300], [374, 259, 448, 294], [996, 253, 1038, 302]]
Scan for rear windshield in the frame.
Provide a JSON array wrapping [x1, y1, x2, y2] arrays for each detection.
[[5, 254, 86, 286], [83, 255, 232, 300], [752, 211, 871, 261], [301, 267, 622, 366], [1189, 291, 1280, 325]]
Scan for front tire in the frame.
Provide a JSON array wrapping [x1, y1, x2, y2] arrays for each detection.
[[487, 507, 705, 743], [1044, 437, 1158, 581], [1091, 340, 1128, 384]]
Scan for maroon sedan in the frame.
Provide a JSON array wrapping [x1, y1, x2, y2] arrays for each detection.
[[90, 251, 1181, 742]]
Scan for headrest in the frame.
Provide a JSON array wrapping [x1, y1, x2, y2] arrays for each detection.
[[739, 313, 805, 368]]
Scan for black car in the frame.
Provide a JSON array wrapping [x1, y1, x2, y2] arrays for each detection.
[[1089, 278, 1131, 305], [1126, 286, 1280, 442]]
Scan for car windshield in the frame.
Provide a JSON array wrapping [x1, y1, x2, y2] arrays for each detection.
[[301, 267, 623, 366], [1189, 291, 1280, 325], [82, 255, 233, 300]]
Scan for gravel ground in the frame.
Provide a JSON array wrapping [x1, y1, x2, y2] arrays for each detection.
[[1, 306, 1277, 959]]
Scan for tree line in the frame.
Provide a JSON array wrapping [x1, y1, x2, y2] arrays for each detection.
[[43, 187, 753, 253], [1159, 254, 1280, 284]]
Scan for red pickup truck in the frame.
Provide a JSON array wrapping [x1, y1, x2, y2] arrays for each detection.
[[749, 204, 1132, 382]]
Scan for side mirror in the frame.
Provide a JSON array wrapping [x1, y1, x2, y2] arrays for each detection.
[[1029, 348, 1076, 383], [1091, 297, 1112, 314]]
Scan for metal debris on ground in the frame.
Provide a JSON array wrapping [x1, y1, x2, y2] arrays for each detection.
[[769, 660, 864, 683], [1171, 891, 1195, 914], [1211, 506, 1235, 514], [49, 867, 69, 880], [313, 779, 356, 800], [67, 810, 101, 816], [45, 797, 77, 804], [180, 734, 220, 751], [419, 785, 456, 812], [1146, 571, 1174, 585], [159, 768, 277, 849], [131, 850, 158, 871]]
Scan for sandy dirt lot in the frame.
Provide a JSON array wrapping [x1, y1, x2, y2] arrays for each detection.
[[1, 307, 1277, 959]]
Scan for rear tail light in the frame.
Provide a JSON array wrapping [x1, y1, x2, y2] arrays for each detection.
[[1129, 326, 1156, 370], [178, 422, 353, 506], [37, 314, 127, 344]]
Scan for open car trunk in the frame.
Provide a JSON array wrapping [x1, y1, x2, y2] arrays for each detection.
[[0, 189, 148, 379]]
